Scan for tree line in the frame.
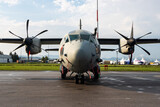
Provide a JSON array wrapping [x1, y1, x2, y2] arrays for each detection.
[[0, 50, 49, 63]]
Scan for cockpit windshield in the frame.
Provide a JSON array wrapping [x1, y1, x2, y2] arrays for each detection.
[[69, 34, 79, 41], [80, 34, 90, 41], [69, 33, 91, 41]]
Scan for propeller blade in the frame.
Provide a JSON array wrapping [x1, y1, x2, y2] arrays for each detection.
[[27, 52, 29, 61], [32, 30, 48, 39], [136, 44, 150, 55], [115, 44, 128, 51], [114, 30, 129, 40], [12, 43, 25, 52], [130, 22, 134, 38], [121, 44, 128, 48], [26, 19, 29, 38], [136, 32, 152, 40], [27, 49, 31, 61], [9, 31, 23, 40], [129, 53, 133, 64]]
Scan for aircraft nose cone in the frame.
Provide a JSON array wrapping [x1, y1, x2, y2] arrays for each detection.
[[75, 48, 88, 64], [68, 42, 92, 72]]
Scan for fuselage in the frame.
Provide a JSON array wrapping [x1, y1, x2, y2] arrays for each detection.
[[59, 30, 101, 73]]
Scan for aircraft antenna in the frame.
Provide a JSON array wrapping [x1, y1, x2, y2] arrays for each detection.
[[80, 19, 82, 30], [97, 0, 99, 38]]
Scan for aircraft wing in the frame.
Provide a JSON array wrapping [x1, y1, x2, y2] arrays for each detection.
[[101, 49, 116, 51], [0, 38, 23, 44], [0, 38, 62, 44], [45, 49, 59, 51], [136, 39, 160, 44], [40, 38, 62, 44], [98, 38, 119, 45], [0, 38, 159, 45], [98, 38, 160, 45]]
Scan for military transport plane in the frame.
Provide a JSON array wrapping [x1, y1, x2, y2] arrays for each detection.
[[0, 19, 160, 84]]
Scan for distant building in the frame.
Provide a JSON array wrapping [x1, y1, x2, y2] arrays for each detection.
[[133, 58, 143, 65], [154, 59, 159, 63], [120, 58, 126, 65], [18, 57, 41, 63], [141, 58, 148, 65], [48, 59, 59, 63], [110, 61, 117, 64], [0, 55, 12, 63], [152, 59, 159, 65], [103, 60, 110, 64]]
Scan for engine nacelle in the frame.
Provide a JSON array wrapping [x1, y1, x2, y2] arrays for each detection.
[[25, 38, 41, 54], [119, 38, 134, 54]]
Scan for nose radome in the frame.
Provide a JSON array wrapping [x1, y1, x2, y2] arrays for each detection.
[[69, 46, 89, 64], [67, 42, 92, 71]]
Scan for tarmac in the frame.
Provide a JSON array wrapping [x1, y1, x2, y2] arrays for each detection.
[[0, 71, 160, 107]]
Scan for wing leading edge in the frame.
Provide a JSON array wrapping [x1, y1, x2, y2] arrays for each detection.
[[0, 38, 23, 44], [98, 38, 160, 45], [98, 38, 119, 45], [0, 38, 62, 44], [40, 38, 62, 44], [0, 38, 160, 45]]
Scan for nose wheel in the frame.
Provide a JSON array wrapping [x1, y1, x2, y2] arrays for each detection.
[[75, 74, 84, 84]]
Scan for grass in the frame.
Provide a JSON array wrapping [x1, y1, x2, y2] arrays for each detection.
[[0, 63, 60, 71], [0, 63, 160, 71], [100, 64, 160, 72]]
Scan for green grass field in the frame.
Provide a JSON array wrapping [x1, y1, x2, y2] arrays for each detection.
[[0, 63, 160, 71], [100, 65, 160, 71]]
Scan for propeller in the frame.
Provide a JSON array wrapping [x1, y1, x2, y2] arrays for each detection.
[[9, 19, 48, 61], [115, 23, 152, 64]]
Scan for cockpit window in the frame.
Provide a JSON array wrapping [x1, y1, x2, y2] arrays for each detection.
[[80, 34, 90, 41], [65, 37, 69, 43], [69, 34, 79, 41]]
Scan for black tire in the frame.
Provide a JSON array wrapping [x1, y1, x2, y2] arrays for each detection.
[[80, 75, 84, 84], [94, 66, 100, 80], [94, 71, 99, 80], [75, 75, 79, 84], [60, 65, 67, 79], [61, 73, 66, 79]]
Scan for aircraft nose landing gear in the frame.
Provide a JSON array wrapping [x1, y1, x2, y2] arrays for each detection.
[[60, 65, 68, 79], [75, 73, 84, 84]]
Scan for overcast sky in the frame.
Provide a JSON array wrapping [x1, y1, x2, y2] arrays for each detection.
[[0, 0, 160, 60]]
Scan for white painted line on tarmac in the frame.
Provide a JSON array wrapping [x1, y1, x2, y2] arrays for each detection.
[[138, 88, 144, 91], [154, 75, 160, 78], [132, 76, 152, 81], [125, 98, 131, 100], [127, 86, 132, 88], [137, 91, 144, 94], [8, 73, 14, 76], [155, 94, 160, 96], [101, 77, 125, 83], [147, 86, 153, 89]]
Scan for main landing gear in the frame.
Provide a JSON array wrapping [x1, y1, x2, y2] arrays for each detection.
[[60, 65, 68, 79], [75, 74, 84, 84], [93, 65, 100, 80]]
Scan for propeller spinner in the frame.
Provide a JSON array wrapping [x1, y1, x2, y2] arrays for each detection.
[[9, 19, 48, 61], [115, 23, 152, 64]]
